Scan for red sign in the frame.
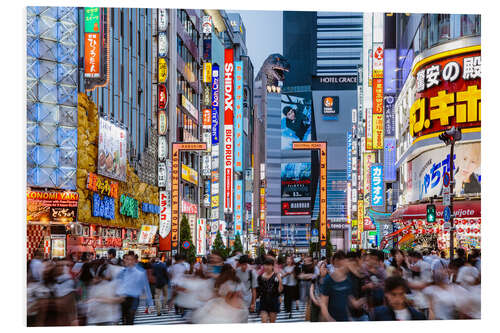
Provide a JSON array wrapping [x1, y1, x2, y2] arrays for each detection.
[[410, 48, 481, 139], [372, 78, 384, 114], [27, 190, 79, 223], [158, 84, 167, 109], [202, 108, 211, 129], [181, 200, 198, 214], [84, 33, 100, 78]]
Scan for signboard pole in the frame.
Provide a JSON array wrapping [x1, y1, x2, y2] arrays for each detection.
[[449, 142, 455, 259], [171, 143, 207, 254]]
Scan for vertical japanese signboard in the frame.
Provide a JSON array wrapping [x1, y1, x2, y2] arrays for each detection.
[[259, 187, 266, 239], [346, 132, 352, 180], [211, 64, 220, 219], [365, 108, 373, 150], [224, 49, 234, 213], [371, 164, 384, 208], [383, 137, 397, 182], [292, 142, 327, 250], [159, 191, 171, 238], [372, 44, 384, 149], [363, 153, 376, 205], [171, 143, 207, 251], [196, 218, 207, 256], [84, 33, 100, 78], [84, 7, 100, 33], [358, 200, 364, 235], [234, 179, 243, 235], [234, 61, 244, 172]]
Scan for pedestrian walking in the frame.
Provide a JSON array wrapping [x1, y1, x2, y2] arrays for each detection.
[[257, 258, 283, 323], [282, 255, 299, 318], [152, 257, 169, 316], [235, 255, 258, 313]]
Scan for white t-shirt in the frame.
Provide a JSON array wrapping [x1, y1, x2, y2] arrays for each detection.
[[394, 308, 412, 321], [174, 277, 214, 309], [423, 284, 468, 320], [191, 297, 248, 324], [456, 265, 480, 287], [170, 263, 188, 284], [235, 268, 258, 306], [87, 279, 121, 324], [282, 265, 297, 286]]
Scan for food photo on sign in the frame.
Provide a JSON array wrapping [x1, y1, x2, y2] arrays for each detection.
[[97, 118, 127, 181]]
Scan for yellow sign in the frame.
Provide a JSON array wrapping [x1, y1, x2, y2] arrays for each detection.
[[182, 164, 198, 185], [158, 58, 168, 83], [358, 200, 364, 233], [372, 114, 384, 149], [203, 63, 212, 83]]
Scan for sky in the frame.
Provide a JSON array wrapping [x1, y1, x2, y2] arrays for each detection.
[[227, 10, 283, 78]]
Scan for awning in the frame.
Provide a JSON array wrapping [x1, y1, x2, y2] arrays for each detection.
[[391, 200, 481, 220]]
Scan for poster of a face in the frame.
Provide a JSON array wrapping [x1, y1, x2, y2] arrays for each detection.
[[97, 118, 128, 181], [408, 142, 480, 202], [281, 162, 311, 198], [281, 94, 312, 150]]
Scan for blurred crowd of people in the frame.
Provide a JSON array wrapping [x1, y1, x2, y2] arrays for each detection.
[[27, 247, 481, 326]]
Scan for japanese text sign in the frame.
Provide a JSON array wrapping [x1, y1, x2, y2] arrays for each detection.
[[371, 164, 384, 207], [84, 33, 100, 78]]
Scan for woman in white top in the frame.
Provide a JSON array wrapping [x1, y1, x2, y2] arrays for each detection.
[[86, 263, 123, 325], [282, 256, 299, 318]]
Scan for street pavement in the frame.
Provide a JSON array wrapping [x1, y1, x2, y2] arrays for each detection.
[[133, 301, 307, 325]]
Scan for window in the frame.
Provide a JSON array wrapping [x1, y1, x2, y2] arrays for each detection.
[[461, 14, 480, 36]]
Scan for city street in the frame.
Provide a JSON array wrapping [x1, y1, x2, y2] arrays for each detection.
[[25, 5, 481, 327]]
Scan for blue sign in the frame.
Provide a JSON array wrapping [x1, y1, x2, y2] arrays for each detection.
[[211, 64, 220, 145], [234, 179, 243, 235], [383, 137, 397, 182], [312, 228, 318, 236], [142, 202, 160, 214], [92, 193, 115, 220], [371, 164, 384, 207], [182, 241, 191, 249], [234, 61, 244, 172], [443, 206, 451, 222], [346, 132, 352, 181]]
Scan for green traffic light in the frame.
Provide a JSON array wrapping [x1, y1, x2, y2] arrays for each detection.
[[426, 204, 436, 222]]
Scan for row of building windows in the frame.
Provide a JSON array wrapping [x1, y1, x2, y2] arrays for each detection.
[[177, 9, 200, 50]]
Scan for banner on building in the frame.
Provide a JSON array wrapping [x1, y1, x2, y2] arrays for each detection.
[[365, 108, 373, 150], [27, 190, 78, 223], [363, 153, 376, 204], [196, 218, 207, 256], [384, 95, 396, 137], [138, 225, 157, 244], [159, 191, 171, 238], [383, 137, 397, 182], [84, 32, 100, 78], [211, 64, 220, 144], [281, 94, 312, 150], [235, 179, 243, 235], [347, 132, 352, 180]]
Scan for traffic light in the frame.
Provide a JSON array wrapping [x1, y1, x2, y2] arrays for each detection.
[[438, 126, 462, 145], [426, 204, 436, 223]]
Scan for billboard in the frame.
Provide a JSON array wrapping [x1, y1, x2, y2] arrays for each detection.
[[384, 95, 396, 137], [407, 142, 480, 202], [211, 64, 220, 144], [27, 190, 78, 223], [234, 61, 244, 172], [365, 108, 373, 150], [363, 152, 376, 204], [372, 77, 384, 150], [281, 200, 310, 216], [322, 96, 340, 120], [370, 164, 384, 207], [224, 49, 234, 213], [410, 49, 481, 139], [234, 179, 243, 235], [281, 94, 312, 150], [281, 162, 311, 198], [383, 137, 397, 182], [98, 118, 127, 182]]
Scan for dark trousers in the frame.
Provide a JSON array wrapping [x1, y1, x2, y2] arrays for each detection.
[[121, 296, 139, 325], [284, 285, 296, 314]]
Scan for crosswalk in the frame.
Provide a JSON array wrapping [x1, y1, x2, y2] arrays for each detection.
[[133, 301, 307, 325]]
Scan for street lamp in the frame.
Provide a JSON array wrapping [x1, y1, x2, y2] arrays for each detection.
[[438, 126, 462, 260]]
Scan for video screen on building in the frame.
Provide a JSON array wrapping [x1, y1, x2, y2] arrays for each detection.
[[281, 94, 312, 150], [281, 162, 311, 198]]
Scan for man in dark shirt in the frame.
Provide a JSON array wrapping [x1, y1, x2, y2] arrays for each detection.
[[152, 257, 169, 316], [372, 276, 426, 321]]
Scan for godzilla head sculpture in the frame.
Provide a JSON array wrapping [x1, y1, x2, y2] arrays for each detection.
[[256, 53, 290, 88]]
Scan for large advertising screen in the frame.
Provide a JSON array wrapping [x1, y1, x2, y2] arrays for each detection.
[[281, 162, 312, 198], [281, 94, 312, 150], [407, 142, 481, 202], [98, 118, 127, 182]]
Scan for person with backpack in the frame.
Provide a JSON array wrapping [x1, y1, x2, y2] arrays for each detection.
[[235, 255, 258, 313], [152, 257, 169, 316], [257, 258, 283, 323]]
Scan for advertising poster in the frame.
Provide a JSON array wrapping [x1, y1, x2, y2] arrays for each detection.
[[371, 164, 384, 207], [235, 179, 243, 235], [281, 162, 312, 198], [138, 225, 158, 244], [383, 137, 397, 182], [322, 96, 340, 120], [281, 94, 312, 150], [234, 61, 244, 172], [98, 118, 127, 181], [281, 200, 310, 216], [27, 190, 78, 223], [196, 218, 207, 256], [408, 142, 481, 202], [224, 49, 234, 213]]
